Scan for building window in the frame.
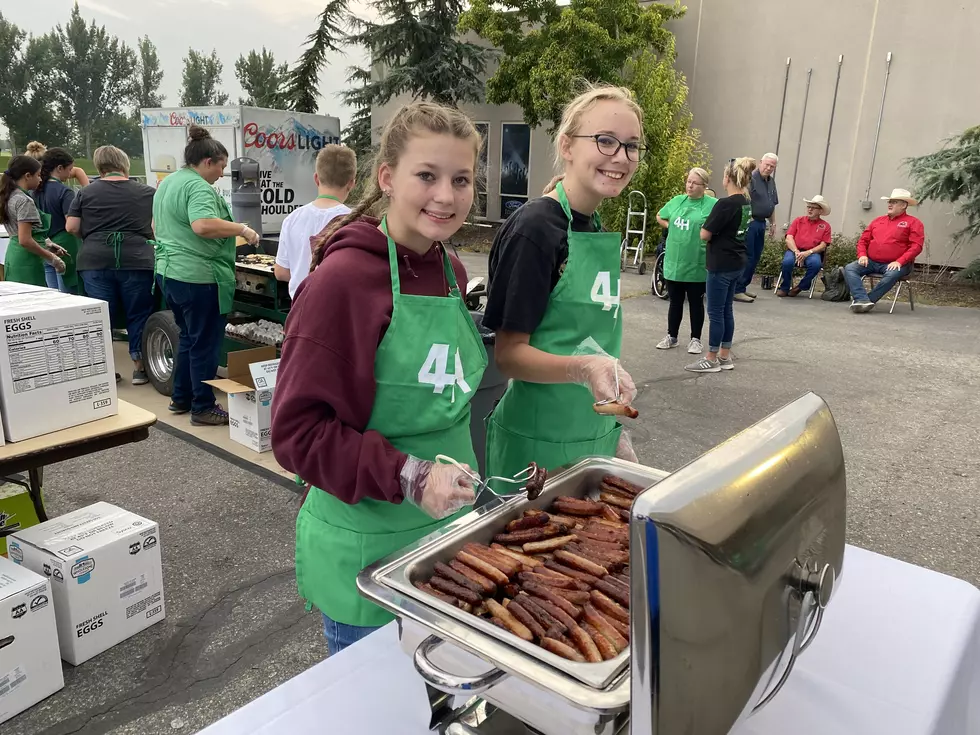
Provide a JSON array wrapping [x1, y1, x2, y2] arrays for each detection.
[[500, 123, 531, 219], [475, 122, 489, 218]]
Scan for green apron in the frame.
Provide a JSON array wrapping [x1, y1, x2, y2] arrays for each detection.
[[5, 208, 52, 287], [49, 230, 81, 288], [154, 193, 237, 314], [486, 181, 624, 491], [295, 218, 488, 627]]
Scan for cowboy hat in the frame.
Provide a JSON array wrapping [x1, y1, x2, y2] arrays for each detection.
[[802, 194, 831, 215], [881, 188, 918, 206]]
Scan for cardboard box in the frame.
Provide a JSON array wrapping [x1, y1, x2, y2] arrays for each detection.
[[0, 556, 64, 724], [0, 291, 117, 442], [0, 477, 43, 557], [8, 502, 165, 665], [205, 346, 279, 453]]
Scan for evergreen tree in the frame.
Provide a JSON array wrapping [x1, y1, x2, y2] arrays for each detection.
[[906, 126, 980, 282], [283, 0, 350, 113]]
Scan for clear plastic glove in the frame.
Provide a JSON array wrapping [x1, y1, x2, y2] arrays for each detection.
[[45, 239, 68, 258], [567, 337, 637, 405], [616, 429, 638, 463], [242, 226, 260, 245], [400, 456, 476, 519], [46, 254, 66, 274]]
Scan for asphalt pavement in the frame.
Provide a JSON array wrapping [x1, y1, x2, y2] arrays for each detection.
[[6, 254, 979, 734]]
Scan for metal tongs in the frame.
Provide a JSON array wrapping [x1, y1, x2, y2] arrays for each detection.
[[435, 455, 539, 504]]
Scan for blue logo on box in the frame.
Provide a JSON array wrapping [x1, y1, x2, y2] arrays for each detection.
[[71, 556, 95, 584]]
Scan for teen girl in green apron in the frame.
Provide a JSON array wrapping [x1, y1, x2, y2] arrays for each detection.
[[35, 147, 83, 293], [271, 102, 487, 655], [483, 86, 645, 487], [0, 156, 67, 286]]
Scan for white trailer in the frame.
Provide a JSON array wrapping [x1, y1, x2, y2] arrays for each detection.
[[139, 106, 342, 236]]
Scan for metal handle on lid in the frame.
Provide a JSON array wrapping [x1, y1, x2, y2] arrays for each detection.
[[752, 589, 815, 713], [799, 563, 835, 652], [413, 635, 508, 696]]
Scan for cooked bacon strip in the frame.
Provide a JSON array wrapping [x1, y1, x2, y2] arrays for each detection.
[[486, 599, 533, 641], [544, 560, 601, 586], [595, 578, 630, 608], [599, 492, 632, 510], [430, 575, 482, 606], [583, 603, 628, 652], [506, 513, 550, 532], [601, 474, 645, 496], [523, 581, 582, 619], [433, 562, 484, 596], [554, 549, 609, 576], [552, 497, 605, 516], [522, 534, 576, 554], [582, 622, 618, 661], [490, 543, 543, 570], [518, 571, 589, 592], [455, 550, 510, 586], [591, 589, 629, 624], [517, 593, 566, 633], [506, 598, 546, 640], [568, 623, 602, 662]]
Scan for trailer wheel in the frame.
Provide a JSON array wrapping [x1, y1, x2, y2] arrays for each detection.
[[142, 310, 179, 396]]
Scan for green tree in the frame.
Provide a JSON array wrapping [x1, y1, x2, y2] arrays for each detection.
[[135, 36, 164, 108], [180, 49, 228, 107], [235, 48, 288, 108], [599, 45, 709, 236], [459, 0, 684, 130], [0, 14, 70, 152], [905, 127, 980, 283], [283, 0, 350, 113], [50, 2, 138, 158], [346, 0, 492, 108], [92, 113, 143, 157]]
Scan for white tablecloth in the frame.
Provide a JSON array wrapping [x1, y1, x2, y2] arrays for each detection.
[[197, 546, 980, 735]]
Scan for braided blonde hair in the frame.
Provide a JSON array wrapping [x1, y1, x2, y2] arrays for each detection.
[[310, 102, 482, 271]]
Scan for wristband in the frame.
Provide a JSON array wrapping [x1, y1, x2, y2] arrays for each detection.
[[240, 223, 248, 236]]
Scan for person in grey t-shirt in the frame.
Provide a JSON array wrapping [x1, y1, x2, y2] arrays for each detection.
[[66, 145, 156, 386], [735, 152, 779, 301]]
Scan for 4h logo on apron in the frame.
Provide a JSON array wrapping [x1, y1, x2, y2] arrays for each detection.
[[673, 217, 691, 231], [590, 271, 621, 318], [418, 344, 472, 396]]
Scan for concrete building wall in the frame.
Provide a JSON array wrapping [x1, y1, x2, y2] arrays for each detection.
[[672, 0, 980, 267], [370, 2, 980, 266]]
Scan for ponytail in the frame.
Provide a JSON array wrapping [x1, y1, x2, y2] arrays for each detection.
[[309, 184, 384, 272], [542, 173, 565, 195], [38, 148, 75, 193]]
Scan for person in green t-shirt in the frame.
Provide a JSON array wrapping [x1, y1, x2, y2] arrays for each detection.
[[153, 125, 260, 426], [654, 167, 717, 354]]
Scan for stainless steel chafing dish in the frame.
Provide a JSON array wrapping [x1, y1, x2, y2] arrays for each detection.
[[358, 392, 846, 735]]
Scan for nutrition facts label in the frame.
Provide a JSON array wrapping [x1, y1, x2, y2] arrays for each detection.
[[7, 320, 107, 394]]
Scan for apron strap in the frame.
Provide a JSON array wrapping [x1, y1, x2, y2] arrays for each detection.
[[380, 216, 402, 299], [106, 231, 125, 269], [556, 180, 603, 233]]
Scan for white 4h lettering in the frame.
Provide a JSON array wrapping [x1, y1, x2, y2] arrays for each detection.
[[590, 271, 621, 318], [418, 344, 472, 395], [673, 217, 691, 231]]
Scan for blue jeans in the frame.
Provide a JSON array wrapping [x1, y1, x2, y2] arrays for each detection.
[[706, 269, 741, 352], [44, 262, 76, 294], [843, 259, 913, 303], [321, 613, 379, 656], [157, 276, 226, 414], [780, 251, 823, 292], [736, 219, 767, 294], [80, 270, 155, 361]]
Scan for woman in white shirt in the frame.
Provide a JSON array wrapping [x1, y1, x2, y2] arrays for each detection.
[[274, 145, 357, 299]]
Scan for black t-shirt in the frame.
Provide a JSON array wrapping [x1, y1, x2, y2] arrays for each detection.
[[484, 196, 596, 334], [67, 179, 156, 271], [702, 193, 751, 273]]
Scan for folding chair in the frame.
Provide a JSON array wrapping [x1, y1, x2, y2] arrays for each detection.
[[864, 273, 915, 313], [773, 265, 823, 298]]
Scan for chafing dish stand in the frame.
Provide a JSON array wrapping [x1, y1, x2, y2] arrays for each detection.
[[358, 392, 846, 735]]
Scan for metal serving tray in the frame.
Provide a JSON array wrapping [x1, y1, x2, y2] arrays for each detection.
[[358, 458, 668, 711]]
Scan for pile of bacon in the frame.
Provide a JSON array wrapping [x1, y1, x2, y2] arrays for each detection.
[[415, 474, 642, 663]]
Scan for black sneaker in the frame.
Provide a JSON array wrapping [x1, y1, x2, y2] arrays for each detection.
[[168, 402, 190, 415], [132, 370, 149, 386], [191, 403, 230, 426]]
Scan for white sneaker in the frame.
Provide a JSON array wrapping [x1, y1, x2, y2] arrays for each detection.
[[656, 335, 678, 349], [687, 338, 703, 354]]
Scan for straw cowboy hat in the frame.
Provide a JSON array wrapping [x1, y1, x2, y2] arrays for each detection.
[[881, 188, 919, 206], [802, 194, 831, 215]]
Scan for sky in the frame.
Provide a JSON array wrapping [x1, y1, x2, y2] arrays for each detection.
[[3, 0, 375, 130]]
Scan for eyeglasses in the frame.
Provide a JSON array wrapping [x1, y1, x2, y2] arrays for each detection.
[[572, 134, 647, 162]]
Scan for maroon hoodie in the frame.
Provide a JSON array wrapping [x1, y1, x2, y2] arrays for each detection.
[[271, 217, 469, 505]]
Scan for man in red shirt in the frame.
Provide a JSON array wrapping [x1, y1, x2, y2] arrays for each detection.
[[844, 188, 924, 312], [778, 194, 832, 297]]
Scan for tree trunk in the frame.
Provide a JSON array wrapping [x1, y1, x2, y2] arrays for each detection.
[[85, 128, 92, 160]]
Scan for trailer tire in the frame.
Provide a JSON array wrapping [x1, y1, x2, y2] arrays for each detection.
[[142, 310, 180, 397]]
